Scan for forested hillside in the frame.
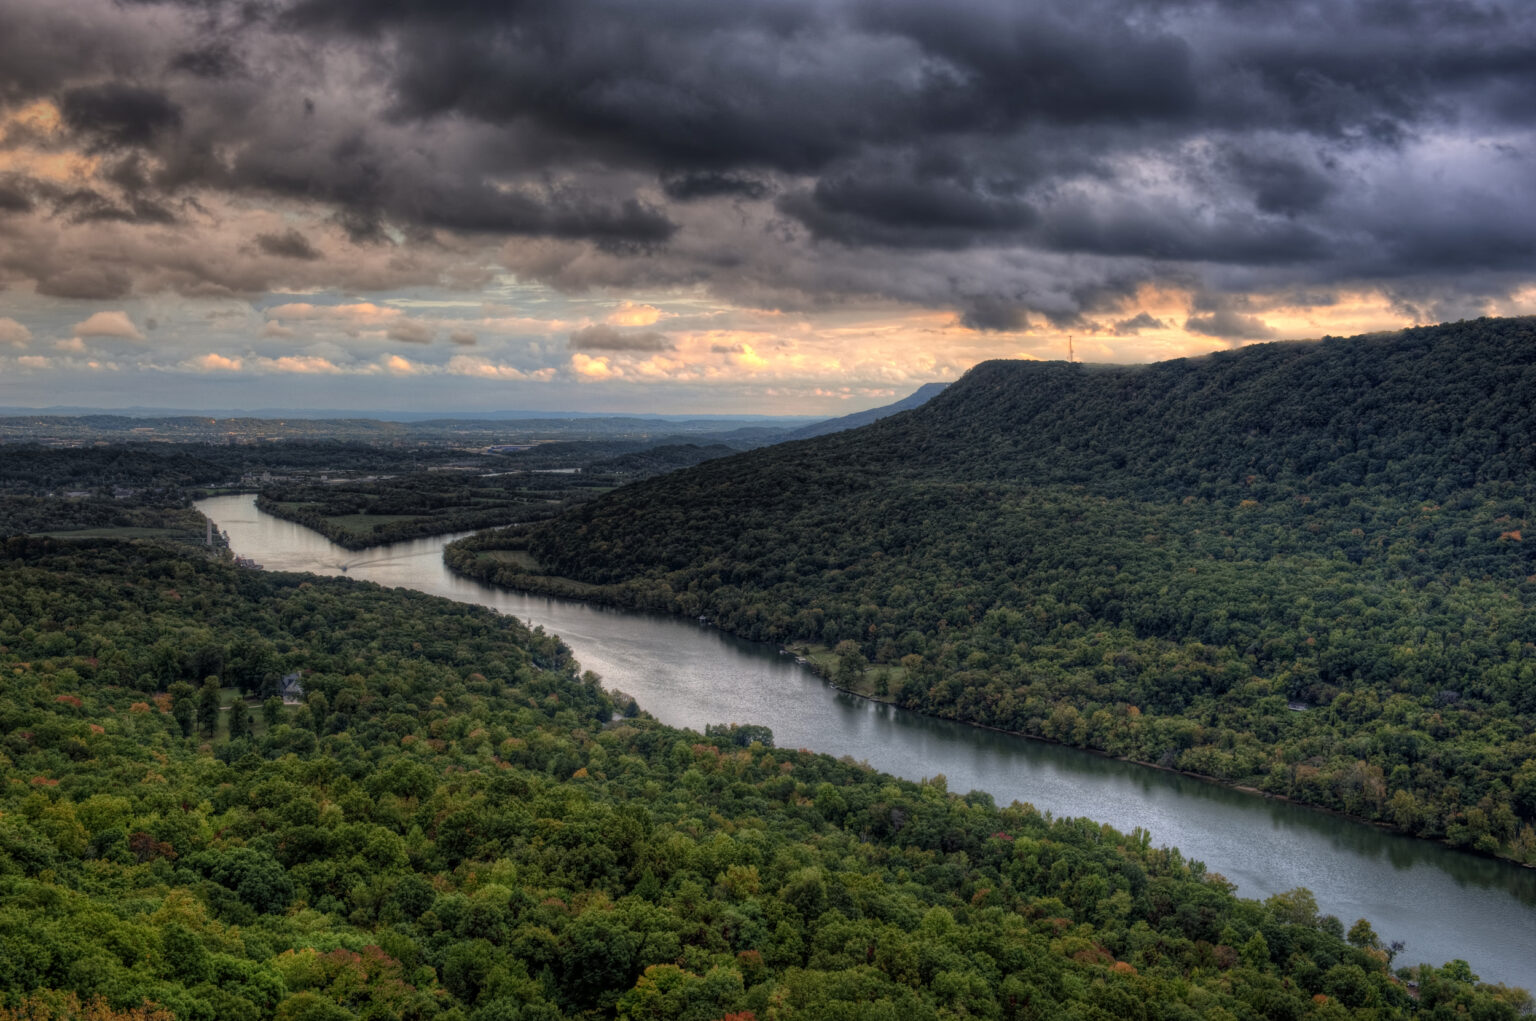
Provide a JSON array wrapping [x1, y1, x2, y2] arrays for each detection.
[[447, 317, 1536, 862], [9, 537, 1524, 1018]]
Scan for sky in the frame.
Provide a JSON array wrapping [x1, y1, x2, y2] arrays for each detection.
[[1, 0, 1535, 415]]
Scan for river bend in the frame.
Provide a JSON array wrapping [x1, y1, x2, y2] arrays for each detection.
[[198, 494, 1536, 988]]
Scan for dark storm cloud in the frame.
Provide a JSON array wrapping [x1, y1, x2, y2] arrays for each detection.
[[1222, 146, 1337, 218], [5, 0, 1536, 323], [254, 229, 322, 260], [167, 43, 245, 80], [960, 298, 1029, 333], [61, 84, 183, 149], [226, 129, 676, 247], [782, 165, 1036, 249], [662, 172, 769, 202], [0, 176, 38, 213], [569, 325, 673, 352]]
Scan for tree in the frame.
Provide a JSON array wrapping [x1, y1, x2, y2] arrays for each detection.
[[1240, 931, 1270, 970], [169, 682, 195, 738], [1346, 918, 1380, 950], [228, 699, 252, 740], [833, 640, 867, 687], [196, 677, 221, 737]]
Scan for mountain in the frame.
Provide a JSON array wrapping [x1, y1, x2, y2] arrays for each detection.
[[784, 381, 950, 440], [447, 317, 1536, 863]]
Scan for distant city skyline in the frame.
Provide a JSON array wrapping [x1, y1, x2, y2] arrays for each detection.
[[3, 0, 1535, 413]]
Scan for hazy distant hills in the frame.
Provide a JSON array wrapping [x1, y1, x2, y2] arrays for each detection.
[[457, 317, 1536, 860], [783, 381, 949, 440], [0, 405, 819, 424]]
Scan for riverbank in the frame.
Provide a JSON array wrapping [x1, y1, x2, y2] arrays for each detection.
[[444, 548, 1536, 872], [812, 659, 1536, 874]]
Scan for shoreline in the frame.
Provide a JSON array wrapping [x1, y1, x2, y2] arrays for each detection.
[[819, 670, 1536, 871], [444, 555, 1536, 874]]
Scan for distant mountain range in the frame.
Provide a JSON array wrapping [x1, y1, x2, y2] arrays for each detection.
[[783, 382, 949, 440], [0, 405, 822, 424]]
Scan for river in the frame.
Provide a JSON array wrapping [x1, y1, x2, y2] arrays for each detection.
[[198, 494, 1536, 988]]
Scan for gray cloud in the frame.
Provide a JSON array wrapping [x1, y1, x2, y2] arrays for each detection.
[[61, 83, 183, 150], [569, 324, 673, 352], [960, 298, 1029, 333], [0, 176, 37, 213], [1, 0, 1535, 326], [254, 229, 322, 260], [1184, 309, 1279, 342], [1112, 312, 1164, 336], [662, 172, 770, 202], [35, 265, 134, 300], [387, 319, 435, 344]]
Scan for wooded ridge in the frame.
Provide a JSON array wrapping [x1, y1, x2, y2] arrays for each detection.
[[447, 317, 1536, 864]]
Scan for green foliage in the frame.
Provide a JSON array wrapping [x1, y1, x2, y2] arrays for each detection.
[[253, 475, 580, 551], [0, 536, 1527, 1018], [229, 699, 253, 741], [450, 318, 1536, 863]]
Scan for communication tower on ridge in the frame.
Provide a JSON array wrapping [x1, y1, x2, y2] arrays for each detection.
[[1068, 336, 1075, 363]]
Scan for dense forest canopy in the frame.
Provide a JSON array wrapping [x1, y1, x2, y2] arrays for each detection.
[[448, 317, 1536, 863], [1, 536, 1528, 1019]]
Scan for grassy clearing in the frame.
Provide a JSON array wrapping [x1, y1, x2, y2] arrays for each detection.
[[784, 643, 905, 700], [482, 549, 541, 571]]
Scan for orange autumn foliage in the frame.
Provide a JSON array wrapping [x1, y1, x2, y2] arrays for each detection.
[[0, 991, 175, 1020]]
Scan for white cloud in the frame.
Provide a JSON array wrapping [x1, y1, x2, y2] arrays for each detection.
[[445, 355, 560, 380], [72, 311, 143, 340], [188, 353, 244, 371], [607, 301, 665, 326], [383, 354, 424, 375], [571, 352, 617, 379], [0, 318, 32, 347], [258, 355, 343, 374], [266, 302, 400, 326]]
